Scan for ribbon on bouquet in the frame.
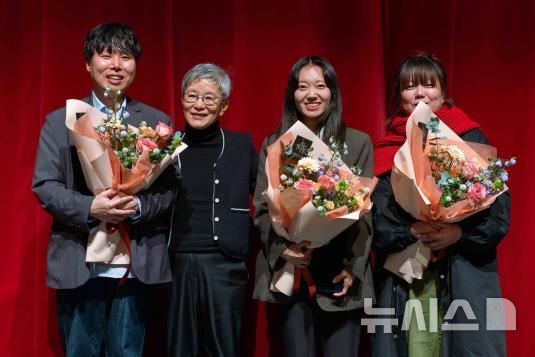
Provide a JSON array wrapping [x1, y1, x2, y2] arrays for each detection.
[[292, 267, 317, 298], [105, 223, 131, 285], [107, 152, 151, 285]]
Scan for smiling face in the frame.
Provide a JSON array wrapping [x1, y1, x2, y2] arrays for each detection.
[[399, 78, 444, 114], [293, 64, 332, 130], [86, 48, 136, 105], [182, 79, 228, 130]]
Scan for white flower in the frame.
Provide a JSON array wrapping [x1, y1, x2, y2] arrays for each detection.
[[442, 145, 466, 161], [297, 157, 320, 173], [280, 174, 288, 181]]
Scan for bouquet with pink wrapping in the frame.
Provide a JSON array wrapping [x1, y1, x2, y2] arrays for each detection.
[[263, 120, 376, 296], [65, 98, 187, 265], [385, 102, 515, 282]]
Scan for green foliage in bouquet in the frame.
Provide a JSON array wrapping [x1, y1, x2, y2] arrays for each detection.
[[425, 116, 515, 207], [279, 137, 369, 216], [95, 88, 183, 169]]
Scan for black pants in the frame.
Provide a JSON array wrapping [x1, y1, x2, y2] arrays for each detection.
[[278, 299, 361, 357], [167, 252, 248, 357], [56, 277, 147, 357]]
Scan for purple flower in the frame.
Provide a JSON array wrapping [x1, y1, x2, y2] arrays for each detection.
[[500, 172, 509, 182]]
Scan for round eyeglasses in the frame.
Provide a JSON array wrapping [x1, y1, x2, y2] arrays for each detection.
[[183, 93, 222, 106]]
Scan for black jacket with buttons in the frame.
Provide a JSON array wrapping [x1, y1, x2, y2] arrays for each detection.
[[171, 129, 258, 260]]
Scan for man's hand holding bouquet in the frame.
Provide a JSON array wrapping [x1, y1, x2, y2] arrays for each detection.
[[65, 89, 187, 268]]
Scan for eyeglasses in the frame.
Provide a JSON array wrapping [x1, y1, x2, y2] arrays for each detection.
[[183, 93, 222, 106]]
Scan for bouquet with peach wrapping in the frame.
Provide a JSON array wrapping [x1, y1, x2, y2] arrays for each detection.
[[385, 102, 515, 283], [263, 121, 376, 296], [65, 96, 186, 265]]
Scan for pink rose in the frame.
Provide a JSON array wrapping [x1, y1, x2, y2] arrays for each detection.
[[467, 183, 487, 203], [136, 138, 159, 152], [463, 161, 479, 179], [317, 175, 336, 191], [294, 179, 315, 191], [155, 122, 174, 141]]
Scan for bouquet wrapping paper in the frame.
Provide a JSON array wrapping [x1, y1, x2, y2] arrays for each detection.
[[386, 102, 506, 282], [65, 99, 187, 264], [264, 121, 376, 295]]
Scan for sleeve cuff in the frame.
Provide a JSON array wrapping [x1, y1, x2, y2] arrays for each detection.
[[129, 196, 142, 220]]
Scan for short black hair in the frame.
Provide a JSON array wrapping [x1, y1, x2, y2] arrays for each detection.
[[83, 23, 141, 63], [392, 52, 449, 113]]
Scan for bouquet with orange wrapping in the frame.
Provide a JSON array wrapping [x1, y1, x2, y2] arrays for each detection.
[[65, 97, 187, 265], [385, 102, 515, 282], [264, 121, 376, 296]]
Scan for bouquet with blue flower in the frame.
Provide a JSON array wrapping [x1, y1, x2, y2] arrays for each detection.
[[425, 116, 515, 209], [65, 93, 187, 265], [385, 102, 515, 283], [262, 121, 376, 296], [94, 88, 184, 169], [390, 102, 514, 223], [278, 137, 369, 216]]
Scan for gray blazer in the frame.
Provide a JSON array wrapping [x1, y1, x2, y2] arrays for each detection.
[[253, 127, 375, 311], [32, 97, 178, 289]]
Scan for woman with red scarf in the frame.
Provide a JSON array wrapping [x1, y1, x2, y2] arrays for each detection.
[[372, 53, 510, 357]]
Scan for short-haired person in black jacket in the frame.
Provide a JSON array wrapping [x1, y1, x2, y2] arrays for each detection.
[[372, 53, 510, 357], [32, 23, 178, 356], [167, 63, 258, 357]]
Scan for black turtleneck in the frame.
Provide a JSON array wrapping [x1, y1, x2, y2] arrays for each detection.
[[170, 121, 222, 252]]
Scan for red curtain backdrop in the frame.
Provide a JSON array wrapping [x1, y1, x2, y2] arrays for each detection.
[[0, 0, 532, 355]]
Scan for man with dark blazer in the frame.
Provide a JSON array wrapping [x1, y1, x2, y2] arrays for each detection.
[[32, 23, 178, 357]]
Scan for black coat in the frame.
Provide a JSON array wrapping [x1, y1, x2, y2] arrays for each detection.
[[372, 128, 511, 357], [32, 97, 179, 289]]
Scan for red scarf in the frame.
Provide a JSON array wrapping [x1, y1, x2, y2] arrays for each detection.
[[374, 106, 480, 177]]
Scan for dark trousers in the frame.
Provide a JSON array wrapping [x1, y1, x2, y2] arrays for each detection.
[[56, 277, 147, 357], [278, 299, 361, 357], [167, 252, 248, 357]]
